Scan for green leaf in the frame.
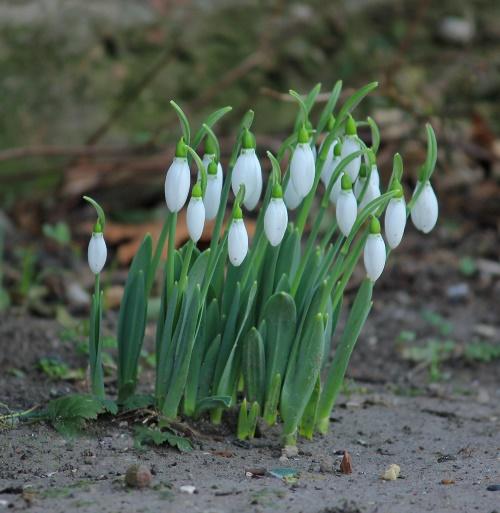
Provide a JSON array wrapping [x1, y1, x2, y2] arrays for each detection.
[[134, 426, 192, 452], [335, 81, 378, 128], [316, 279, 373, 433], [192, 106, 232, 150], [197, 334, 221, 400], [275, 227, 301, 285], [316, 80, 342, 137], [120, 394, 154, 412], [194, 395, 231, 416], [367, 116, 380, 153], [42, 222, 71, 246], [83, 196, 106, 230], [242, 327, 265, 406]]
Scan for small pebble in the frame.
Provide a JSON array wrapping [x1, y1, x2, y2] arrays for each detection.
[[382, 464, 400, 481], [441, 479, 455, 485], [125, 464, 152, 488], [180, 485, 197, 494], [282, 445, 299, 458], [319, 456, 334, 473], [487, 484, 500, 492]]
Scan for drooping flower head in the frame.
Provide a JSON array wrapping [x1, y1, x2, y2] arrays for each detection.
[[328, 142, 343, 205], [204, 159, 223, 220], [88, 219, 107, 275], [264, 183, 288, 247], [411, 167, 438, 234], [290, 124, 316, 198], [364, 216, 386, 282], [228, 203, 249, 266], [231, 129, 262, 211], [336, 173, 357, 237], [187, 182, 205, 243], [341, 115, 361, 182], [165, 137, 191, 213], [384, 180, 406, 249]]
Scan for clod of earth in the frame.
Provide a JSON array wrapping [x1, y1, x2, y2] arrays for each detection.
[[125, 465, 152, 489]]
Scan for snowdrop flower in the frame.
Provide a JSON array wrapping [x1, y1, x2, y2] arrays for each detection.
[[228, 204, 248, 266], [359, 166, 381, 210], [284, 180, 303, 210], [336, 174, 357, 237], [88, 221, 107, 275], [341, 116, 361, 182], [186, 182, 205, 243], [327, 144, 343, 205], [321, 139, 340, 188], [410, 178, 438, 234], [231, 129, 262, 211], [203, 159, 223, 220], [290, 125, 315, 197], [201, 137, 223, 183], [165, 138, 190, 213], [384, 180, 406, 249], [364, 217, 386, 282], [354, 164, 368, 199], [264, 183, 288, 246]]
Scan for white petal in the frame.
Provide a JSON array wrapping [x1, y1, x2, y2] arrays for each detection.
[[203, 174, 223, 220], [88, 233, 107, 274], [290, 143, 315, 197], [341, 136, 361, 182], [187, 197, 205, 243], [228, 219, 248, 266], [328, 174, 342, 205], [244, 153, 262, 210], [364, 233, 386, 281], [354, 177, 366, 199], [165, 158, 190, 212], [359, 180, 381, 210], [201, 154, 223, 182], [370, 165, 380, 189], [336, 189, 357, 236], [284, 180, 303, 210], [232, 149, 261, 210], [264, 198, 288, 246], [410, 181, 438, 234], [384, 197, 406, 249]]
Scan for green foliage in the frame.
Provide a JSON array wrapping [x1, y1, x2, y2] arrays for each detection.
[[464, 341, 500, 362], [42, 222, 71, 246], [133, 426, 192, 452]]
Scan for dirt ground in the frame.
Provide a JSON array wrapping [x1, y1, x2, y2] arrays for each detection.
[[1, 226, 499, 513]]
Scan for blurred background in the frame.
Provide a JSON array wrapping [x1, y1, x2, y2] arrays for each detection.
[[0, 0, 499, 392]]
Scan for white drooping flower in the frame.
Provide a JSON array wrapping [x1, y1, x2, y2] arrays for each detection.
[[264, 184, 288, 246], [321, 140, 341, 189], [186, 182, 205, 243], [341, 116, 361, 182], [228, 207, 248, 266], [284, 180, 303, 210], [203, 159, 223, 220], [165, 138, 190, 213], [359, 167, 381, 210], [364, 217, 386, 282], [231, 130, 262, 211], [329, 174, 342, 205], [410, 180, 438, 234], [88, 231, 107, 275], [336, 174, 358, 237], [201, 153, 223, 182], [384, 181, 407, 249], [290, 126, 316, 197], [354, 164, 368, 199]]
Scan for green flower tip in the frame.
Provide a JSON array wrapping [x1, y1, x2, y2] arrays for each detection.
[[341, 173, 352, 191], [391, 179, 404, 198], [192, 181, 202, 198], [233, 203, 243, 220], [242, 128, 256, 150], [272, 182, 283, 199], [93, 219, 103, 234], [298, 124, 309, 144], [204, 136, 217, 156], [346, 115, 357, 136], [369, 216, 381, 234], [175, 137, 188, 158], [333, 142, 342, 157], [359, 163, 367, 178], [327, 114, 336, 132], [208, 160, 218, 175]]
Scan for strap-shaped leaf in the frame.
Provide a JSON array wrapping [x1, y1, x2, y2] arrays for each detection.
[[316, 80, 342, 137], [316, 278, 373, 433], [197, 334, 221, 400], [192, 106, 232, 150], [194, 395, 231, 417], [242, 327, 265, 406]]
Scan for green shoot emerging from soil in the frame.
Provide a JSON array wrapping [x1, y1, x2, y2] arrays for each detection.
[[80, 82, 438, 446]]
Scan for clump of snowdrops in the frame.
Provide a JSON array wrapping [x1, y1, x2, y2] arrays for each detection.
[[84, 81, 438, 446]]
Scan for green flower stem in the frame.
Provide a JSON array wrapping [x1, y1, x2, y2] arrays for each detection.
[[166, 212, 177, 296], [178, 240, 194, 292], [146, 212, 170, 295], [90, 274, 105, 399]]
